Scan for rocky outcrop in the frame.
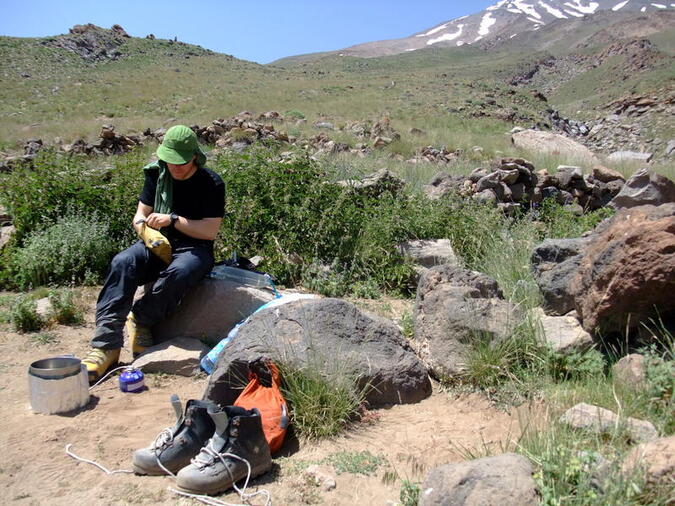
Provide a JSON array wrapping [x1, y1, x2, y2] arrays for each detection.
[[420, 453, 539, 506], [204, 298, 431, 407], [396, 239, 458, 269], [413, 265, 522, 379], [572, 203, 675, 335], [560, 403, 658, 444], [609, 168, 675, 209]]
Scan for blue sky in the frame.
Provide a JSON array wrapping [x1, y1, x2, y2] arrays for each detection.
[[0, 1, 498, 63]]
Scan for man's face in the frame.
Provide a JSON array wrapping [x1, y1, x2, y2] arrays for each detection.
[[167, 156, 198, 180]]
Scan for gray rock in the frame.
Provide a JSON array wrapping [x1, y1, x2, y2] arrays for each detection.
[[413, 265, 522, 379], [396, 239, 459, 269], [612, 354, 646, 389], [420, 453, 539, 506], [531, 238, 588, 315], [0, 225, 15, 251], [536, 310, 594, 354], [609, 168, 675, 209], [473, 189, 497, 205], [133, 337, 208, 376], [560, 403, 658, 444], [607, 151, 653, 163], [204, 298, 431, 407], [336, 168, 405, 198], [666, 140, 675, 157], [423, 172, 465, 199], [555, 166, 583, 189], [152, 278, 275, 346], [476, 172, 501, 192]]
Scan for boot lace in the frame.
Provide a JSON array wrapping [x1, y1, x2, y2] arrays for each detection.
[[172, 439, 270, 506], [152, 427, 177, 477]]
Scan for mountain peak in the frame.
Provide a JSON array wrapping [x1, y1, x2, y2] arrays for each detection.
[[335, 0, 674, 58]]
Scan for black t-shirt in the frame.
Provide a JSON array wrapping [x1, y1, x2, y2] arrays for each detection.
[[140, 165, 225, 246]]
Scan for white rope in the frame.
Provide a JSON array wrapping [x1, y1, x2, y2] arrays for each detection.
[[152, 427, 177, 478], [65, 444, 134, 475]]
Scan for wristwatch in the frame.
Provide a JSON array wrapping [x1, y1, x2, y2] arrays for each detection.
[[170, 212, 179, 228]]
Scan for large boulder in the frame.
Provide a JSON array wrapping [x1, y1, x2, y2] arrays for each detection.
[[203, 298, 431, 407], [151, 278, 275, 345], [531, 238, 589, 315], [413, 265, 522, 379], [609, 168, 675, 209], [572, 204, 675, 335], [420, 453, 539, 506], [512, 129, 599, 164]]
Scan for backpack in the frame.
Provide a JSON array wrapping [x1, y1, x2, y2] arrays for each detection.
[[234, 359, 289, 454]]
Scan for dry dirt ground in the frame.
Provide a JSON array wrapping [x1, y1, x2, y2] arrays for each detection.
[[0, 289, 524, 506]]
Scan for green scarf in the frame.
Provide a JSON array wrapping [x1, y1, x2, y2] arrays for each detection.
[[143, 160, 173, 215]]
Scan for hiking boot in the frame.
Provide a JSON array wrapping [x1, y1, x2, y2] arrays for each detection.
[[176, 406, 272, 496], [82, 347, 120, 384], [132, 396, 217, 476], [126, 312, 153, 358]]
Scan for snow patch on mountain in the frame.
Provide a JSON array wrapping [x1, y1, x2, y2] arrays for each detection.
[[538, 0, 569, 16], [612, 0, 630, 9], [427, 24, 465, 45], [479, 13, 498, 35], [564, 1, 600, 13], [417, 23, 449, 37]]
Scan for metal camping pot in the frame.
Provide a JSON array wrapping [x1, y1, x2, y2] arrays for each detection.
[[28, 356, 90, 414]]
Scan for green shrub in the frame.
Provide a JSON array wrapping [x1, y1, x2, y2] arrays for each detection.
[[48, 289, 84, 325], [11, 296, 44, 332], [400, 479, 421, 506], [0, 149, 144, 245], [11, 214, 118, 288], [285, 109, 305, 120], [322, 451, 383, 475], [545, 348, 606, 382], [280, 364, 366, 439]]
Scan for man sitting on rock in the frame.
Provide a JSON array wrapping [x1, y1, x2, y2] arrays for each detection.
[[82, 125, 225, 382]]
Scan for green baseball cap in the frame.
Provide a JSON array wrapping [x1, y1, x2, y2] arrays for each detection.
[[156, 125, 206, 165]]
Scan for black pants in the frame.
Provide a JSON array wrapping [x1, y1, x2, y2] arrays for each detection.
[[91, 240, 214, 349]]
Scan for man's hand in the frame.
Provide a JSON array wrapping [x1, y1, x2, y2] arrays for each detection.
[[137, 222, 172, 264], [145, 213, 171, 230]]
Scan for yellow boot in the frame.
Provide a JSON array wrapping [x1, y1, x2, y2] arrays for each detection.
[[82, 348, 120, 384], [126, 313, 153, 358]]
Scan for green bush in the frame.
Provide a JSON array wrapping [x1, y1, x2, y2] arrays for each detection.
[[48, 289, 84, 325], [280, 364, 366, 439], [545, 348, 606, 382], [11, 296, 44, 332], [11, 214, 118, 288], [0, 149, 144, 245]]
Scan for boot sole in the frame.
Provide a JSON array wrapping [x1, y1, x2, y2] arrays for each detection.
[[176, 462, 272, 496], [132, 462, 180, 476], [87, 360, 119, 385]]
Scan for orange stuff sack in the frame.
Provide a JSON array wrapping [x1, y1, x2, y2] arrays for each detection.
[[234, 359, 288, 454]]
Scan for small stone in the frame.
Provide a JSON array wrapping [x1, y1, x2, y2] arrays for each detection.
[[537, 312, 593, 354], [304, 465, 336, 491], [560, 403, 658, 443], [612, 354, 646, 389], [35, 297, 52, 319], [621, 435, 675, 486], [133, 337, 208, 376], [607, 151, 653, 163]]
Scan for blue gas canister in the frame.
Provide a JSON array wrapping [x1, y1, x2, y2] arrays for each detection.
[[119, 369, 145, 393]]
